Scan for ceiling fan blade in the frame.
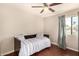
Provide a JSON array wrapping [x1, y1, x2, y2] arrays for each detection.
[[43, 3, 48, 7], [49, 8, 55, 12], [32, 6, 43, 8], [40, 9, 44, 13], [49, 3, 62, 6]]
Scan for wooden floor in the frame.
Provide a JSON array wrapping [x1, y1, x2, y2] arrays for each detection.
[[6, 44, 79, 56]]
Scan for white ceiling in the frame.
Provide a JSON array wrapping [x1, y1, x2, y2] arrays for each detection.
[[17, 3, 79, 17], [2, 3, 79, 17]]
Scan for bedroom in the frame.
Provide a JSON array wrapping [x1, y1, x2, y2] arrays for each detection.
[[0, 3, 78, 56]]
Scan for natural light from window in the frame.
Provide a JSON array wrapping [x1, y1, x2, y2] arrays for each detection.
[[65, 16, 78, 35]]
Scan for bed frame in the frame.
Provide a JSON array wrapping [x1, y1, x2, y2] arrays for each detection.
[[14, 34, 49, 52]]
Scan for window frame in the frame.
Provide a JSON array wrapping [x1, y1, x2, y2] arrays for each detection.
[[65, 16, 78, 35]]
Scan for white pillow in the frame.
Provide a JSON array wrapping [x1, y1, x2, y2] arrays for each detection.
[[15, 34, 25, 41], [36, 33, 44, 38]]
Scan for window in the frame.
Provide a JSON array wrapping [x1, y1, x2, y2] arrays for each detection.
[[72, 16, 78, 35], [65, 16, 78, 35], [65, 17, 71, 35]]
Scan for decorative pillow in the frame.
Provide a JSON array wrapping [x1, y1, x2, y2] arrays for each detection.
[[36, 33, 44, 38], [24, 34, 36, 39], [44, 34, 49, 38], [15, 34, 25, 41]]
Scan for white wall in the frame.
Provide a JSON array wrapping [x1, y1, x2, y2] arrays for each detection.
[[44, 8, 79, 52], [0, 4, 44, 55]]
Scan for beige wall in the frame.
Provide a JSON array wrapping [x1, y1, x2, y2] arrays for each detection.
[[44, 8, 79, 51], [0, 4, 44, 55]]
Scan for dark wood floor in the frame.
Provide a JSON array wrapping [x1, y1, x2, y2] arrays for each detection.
[[6, 44, 79, 56]]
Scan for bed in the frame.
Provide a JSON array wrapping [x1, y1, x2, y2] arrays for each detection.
[[14, 34, 51, 56]]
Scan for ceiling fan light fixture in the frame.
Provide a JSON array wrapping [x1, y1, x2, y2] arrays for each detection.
[[44, 7, 48, 10]]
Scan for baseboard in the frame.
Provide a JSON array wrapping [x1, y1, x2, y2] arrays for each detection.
[[67, 47, 78, 52], [51, 42, 78, 52], [1, 50, 14, 56], [51, 42, 58, 46]]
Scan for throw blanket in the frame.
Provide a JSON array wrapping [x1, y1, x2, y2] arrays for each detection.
[[19, 37, 51, 56]]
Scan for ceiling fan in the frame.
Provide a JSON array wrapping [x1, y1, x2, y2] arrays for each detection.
[[32, 3, 62, 13]]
